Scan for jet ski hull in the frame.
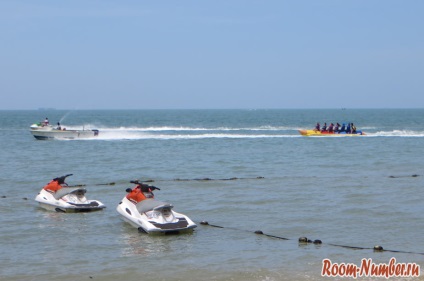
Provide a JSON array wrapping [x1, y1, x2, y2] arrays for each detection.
[[35, 188, 106, 213], [116, 197, 197, 234]]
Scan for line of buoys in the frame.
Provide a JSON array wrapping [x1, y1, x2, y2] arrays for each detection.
[[389, 174, 420, 178], [31, 172, 420, 188], [96, 172, 420, 184], [0, 182, 116, 200], [68, 173, 421, 184], [0, 196, 28, 200], [200, 221, 424, 256], [62, 177, 265, 186], [95, 182, 116, 186], [2, 173, 418, 200], [173, 176, 265, 182], [67, 182, 116, 187], [4, 176, 263, 200]]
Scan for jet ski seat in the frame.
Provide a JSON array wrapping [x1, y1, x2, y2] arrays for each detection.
[[53, 187, 87, 200], [136, 199, 173, 214]]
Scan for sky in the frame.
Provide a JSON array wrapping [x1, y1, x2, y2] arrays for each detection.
[[1, 1, 423, 110]]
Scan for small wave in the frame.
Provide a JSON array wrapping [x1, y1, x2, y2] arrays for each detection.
[[372, 130, 424, 137]]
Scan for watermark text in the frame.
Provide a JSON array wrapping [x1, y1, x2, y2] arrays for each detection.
[[322, 258, 420, 278]]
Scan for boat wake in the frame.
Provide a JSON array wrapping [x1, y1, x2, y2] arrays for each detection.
[[97, 133, 296, 140], [62, 125, 299, 140], [98, 125, 294, 132], [54, 125, 424, 140]]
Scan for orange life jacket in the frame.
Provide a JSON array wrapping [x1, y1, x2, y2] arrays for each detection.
[[43, 180, 62, 193], [126, 186, 147, 204]]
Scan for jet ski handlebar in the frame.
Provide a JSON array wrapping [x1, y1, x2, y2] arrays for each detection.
[[57, 174, 73, 179], [130, 180, 141, 184], [53, 174, 73, 185], [129, 180, 161, 190]]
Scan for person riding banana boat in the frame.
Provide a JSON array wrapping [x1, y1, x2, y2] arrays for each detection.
[[300, 122, 365, 136]]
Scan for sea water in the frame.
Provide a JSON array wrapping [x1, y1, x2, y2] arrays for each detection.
[[0, 109, 423, 281]]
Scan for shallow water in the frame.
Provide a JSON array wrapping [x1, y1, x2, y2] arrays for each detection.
[[0, 109, 423, 280]]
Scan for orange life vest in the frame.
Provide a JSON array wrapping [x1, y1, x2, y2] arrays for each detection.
[[126, 186, 147, 204], [43, 180, 62, 193]]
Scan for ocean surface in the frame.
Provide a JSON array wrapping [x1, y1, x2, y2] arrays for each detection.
[[0, 109, 423, 281]]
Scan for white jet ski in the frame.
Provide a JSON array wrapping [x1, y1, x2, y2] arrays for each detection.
[[35, 174, 106, 213], [116, 180, 197, 234]]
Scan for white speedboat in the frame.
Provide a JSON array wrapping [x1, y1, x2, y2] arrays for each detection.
[[116, 181, 197, 234], [30, 122, 99, 140], [35, 174, 106, 213]]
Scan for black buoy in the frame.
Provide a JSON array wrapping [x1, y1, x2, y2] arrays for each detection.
[[374, 245, 384, 252], [254, 230, 264, 234], [299, 237, 309, 243]]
